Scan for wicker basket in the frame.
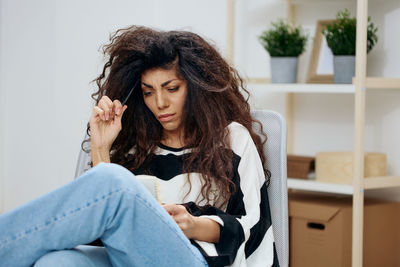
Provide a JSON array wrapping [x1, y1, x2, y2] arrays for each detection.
[[287, 155, 315, 179]]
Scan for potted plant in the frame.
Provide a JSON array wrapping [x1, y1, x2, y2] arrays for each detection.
[[259, 20, 308, 83], [323, 9, 378, 83]]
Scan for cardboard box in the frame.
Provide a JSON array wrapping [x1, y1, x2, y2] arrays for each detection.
[[287, 155, 315, 179], [315, 152, 387, 183], [289, 193, 400, 267]]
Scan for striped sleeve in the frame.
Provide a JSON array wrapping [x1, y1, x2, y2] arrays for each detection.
[[184, 122, 278, 267]]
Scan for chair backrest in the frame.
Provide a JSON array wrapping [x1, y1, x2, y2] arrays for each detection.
[[251, 109, 289, 267], [75, 135, 91, 178]]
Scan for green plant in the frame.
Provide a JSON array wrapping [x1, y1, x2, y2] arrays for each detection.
[[259, 20, 308, 57], [323, 9, 378, 55]]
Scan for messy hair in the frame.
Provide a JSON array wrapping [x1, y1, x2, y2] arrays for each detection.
[[84, 26, 270, 207]]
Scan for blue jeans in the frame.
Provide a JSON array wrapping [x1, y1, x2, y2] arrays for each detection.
[[0, 163, 208, 267]]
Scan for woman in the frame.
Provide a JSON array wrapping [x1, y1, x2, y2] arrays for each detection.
[[0, 26, 278, 267]]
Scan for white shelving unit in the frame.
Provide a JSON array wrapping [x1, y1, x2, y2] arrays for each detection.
[[226, 0, 400, 266], [252, 83, 355, 93]]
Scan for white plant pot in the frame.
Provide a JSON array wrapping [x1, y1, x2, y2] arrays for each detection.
[[270, 57, 298, 83], [334, 55, 355, 84]]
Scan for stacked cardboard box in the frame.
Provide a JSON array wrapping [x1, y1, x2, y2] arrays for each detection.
[[289, 192, 400, 267]]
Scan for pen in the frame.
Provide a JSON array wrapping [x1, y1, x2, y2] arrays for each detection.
[[121, 79, 140, 106]]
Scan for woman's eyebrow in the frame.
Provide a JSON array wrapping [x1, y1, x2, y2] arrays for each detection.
[[142, 82, 153, 88], [161, 79, 178, 87], [142, 79, 179, 89]]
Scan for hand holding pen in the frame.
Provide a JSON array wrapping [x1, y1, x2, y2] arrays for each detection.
[[89, 96, 128, 152], [89, 79, 139, 150]]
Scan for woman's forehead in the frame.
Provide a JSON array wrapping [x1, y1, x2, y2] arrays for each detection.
[[141, 68, 183, 84]]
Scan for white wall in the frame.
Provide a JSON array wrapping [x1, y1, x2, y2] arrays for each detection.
[[1, 0, 399, 212], [0, 0, 226, 212], [0, 0, 5, 212]]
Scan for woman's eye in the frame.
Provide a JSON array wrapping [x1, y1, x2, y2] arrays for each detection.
[[168, 87, 179, 92], [143, 91, 152, 96]]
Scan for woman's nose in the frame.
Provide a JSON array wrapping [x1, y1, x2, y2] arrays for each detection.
[[156, 92, 169, 109]]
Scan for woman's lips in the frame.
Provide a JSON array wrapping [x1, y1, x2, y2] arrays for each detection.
[[158, 113, 175, 122]]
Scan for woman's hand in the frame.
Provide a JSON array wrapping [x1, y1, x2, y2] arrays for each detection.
[[163, 204, 220, 243], [163, 204, 198, 239], [89, 96, 128, 151]]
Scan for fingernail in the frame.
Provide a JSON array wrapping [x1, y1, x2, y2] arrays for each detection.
[[116, 108, 121, 115], [105, 113, 109, 120]]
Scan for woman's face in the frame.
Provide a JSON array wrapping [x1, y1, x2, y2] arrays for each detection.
[[141, 68, 188, 138]]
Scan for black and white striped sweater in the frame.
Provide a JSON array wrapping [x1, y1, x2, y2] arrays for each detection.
[[132, 122, 279, 267]]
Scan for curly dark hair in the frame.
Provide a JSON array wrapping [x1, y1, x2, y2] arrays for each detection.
[[84, 25, 270, 207]]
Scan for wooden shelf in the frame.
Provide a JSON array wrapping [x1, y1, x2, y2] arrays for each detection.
[[247, 83, 355, 94], [247, 77, 400, 92], [291, 0, 354, 4], [364, 176, 400, 189], [365, 77, 400, 89], [288, 176, 400, 195], [288, 178, 354, 195]]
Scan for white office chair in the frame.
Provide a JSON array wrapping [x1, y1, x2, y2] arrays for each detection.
[[75, 133, 91, 178], [75, 109, 289, 267], [251, 110, 289, 267]]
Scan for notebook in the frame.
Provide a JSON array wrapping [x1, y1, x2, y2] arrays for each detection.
[[137, 176, 161, 203]]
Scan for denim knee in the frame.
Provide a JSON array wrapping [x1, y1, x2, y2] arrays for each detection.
[[86, 163, 139, 193]]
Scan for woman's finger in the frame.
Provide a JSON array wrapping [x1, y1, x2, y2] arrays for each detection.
[[165, 204, 187, 216], [118, 105, 128, 118], [100, 95, 113, 106], [104, 97, 114, 118], [163, 204, 178, 215], [98, 99, 112, 120], [112, 105, 128, 128], [113, 99, 123, 116], [93, 106, 106, 121]]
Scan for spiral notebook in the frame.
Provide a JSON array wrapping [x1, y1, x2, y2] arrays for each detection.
[[137, 176, 161, 203]]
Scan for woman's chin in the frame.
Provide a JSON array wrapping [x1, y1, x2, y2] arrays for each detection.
[[160, 122, 182, 133]]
